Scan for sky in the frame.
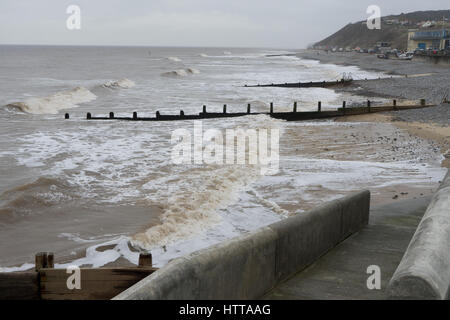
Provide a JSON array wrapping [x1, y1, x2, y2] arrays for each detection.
[[0, 0, 448, 48]]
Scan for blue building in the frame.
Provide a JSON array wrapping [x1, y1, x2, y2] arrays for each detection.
[[407, 29, 450, 51]]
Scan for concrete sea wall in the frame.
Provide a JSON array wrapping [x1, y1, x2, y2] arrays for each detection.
[[114, 191, 370, 300], [389, 170, 450, 299], [414, 55, 450, 66]]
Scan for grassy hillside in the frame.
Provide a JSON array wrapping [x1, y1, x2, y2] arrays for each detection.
[[314, 10, 450, 50]]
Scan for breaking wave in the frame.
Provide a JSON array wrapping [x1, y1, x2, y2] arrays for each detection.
[[131, 166, 260, 250], [5, 87, 96, 114], [167, 56, 182, 62], [102, 78, 136, 89], [161, 68, 200, 77], [0, 177, 79, 222], [130, 115, 284, 250]]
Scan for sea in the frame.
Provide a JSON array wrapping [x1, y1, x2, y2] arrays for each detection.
[[0, 45, 445, 271]]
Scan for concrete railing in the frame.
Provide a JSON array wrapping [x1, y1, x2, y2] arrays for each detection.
[[114, 191, 370, 300], [389, 170, 450, 300]]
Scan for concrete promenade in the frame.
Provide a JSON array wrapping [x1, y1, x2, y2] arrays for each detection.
[[263, 196, 431, 300]]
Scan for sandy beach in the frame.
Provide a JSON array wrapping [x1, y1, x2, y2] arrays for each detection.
[[298, 50, 449, 167]]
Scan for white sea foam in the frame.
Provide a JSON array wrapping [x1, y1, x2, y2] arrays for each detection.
[[55, 236, 138, 269], [167, 56, 182, 62], [6, 87, 96, 114], [102, 78, 136, 89], [131, 115, 283, 250], [0, 263, 35, 272], [161, 68, 200, 77], [132, 165, 260, 250]]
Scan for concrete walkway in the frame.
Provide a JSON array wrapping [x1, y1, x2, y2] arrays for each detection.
[[263, 196, 431, 300]]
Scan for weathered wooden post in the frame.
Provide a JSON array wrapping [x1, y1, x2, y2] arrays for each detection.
[[393, 99, 397, 107], [133, 112, 137, 120], [367, 100, 371, 112], [156, 111, 160, 119], [203, 105, 207, 114], [420, 99, 426, 106], [35, 252, 47, 271], [270, 102, 273, 114], [318, 101, 322, 112], [293, 101, 297, 113], [342, 101, 346, 114], [180, 110, 184, 118], [109, 112, 114, 119], [47, 252, 54, 268], [87, 112, 91, 120], [65, 113, 69, 119], [223, 104, 227, 114], [247, 103, 251, 114], [138, 253, 152, 268]]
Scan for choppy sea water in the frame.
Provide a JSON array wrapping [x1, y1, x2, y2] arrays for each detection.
[[0, 46, 445, 270]]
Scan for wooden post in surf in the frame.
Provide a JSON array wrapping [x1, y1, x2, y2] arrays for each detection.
[[180, 110, 184, 118], [342, 101, 346, 114], [247, 103, 251, 114], [223, 104, 227, 114], [35, 252, 54, 271], [133, 112, 137, 120], [293, 101, 297, 113], [65, 113, 69, 119], [420, 99, 426, 106], [35, 252, 47, 271], [156, 111, 160, 119], [270, 102, 273, 114], [393, 99, 397, 110], [318, 101, 322, 112], [47, 252, 54, 268], [109, 112, 114, 119], [367, 100, 371, 112], [138, 253, 153, 268], [87, 112, 91, 120], [203, 105, 207, 114]]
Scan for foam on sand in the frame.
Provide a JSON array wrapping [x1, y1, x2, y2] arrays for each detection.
[[5, 87, 96, 114]]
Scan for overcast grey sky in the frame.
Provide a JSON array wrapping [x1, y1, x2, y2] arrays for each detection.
[[0, 0, 448, 48]]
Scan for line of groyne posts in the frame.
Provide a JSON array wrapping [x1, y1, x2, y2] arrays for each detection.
[[64, 98, 428, 121]]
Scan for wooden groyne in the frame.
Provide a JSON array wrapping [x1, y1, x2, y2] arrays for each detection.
[[243, 78, 353, 88], [0, 252, 157, 300], [65, 99, 433, 122]]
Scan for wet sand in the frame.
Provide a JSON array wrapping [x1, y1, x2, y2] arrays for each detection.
[[337, 113, 450, 168], [298, 49, 449, 165]]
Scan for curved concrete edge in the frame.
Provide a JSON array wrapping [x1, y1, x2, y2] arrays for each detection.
[[388, 170, 450, 300], [114, 227, 278, 300], [114, 190, 370, 300]]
